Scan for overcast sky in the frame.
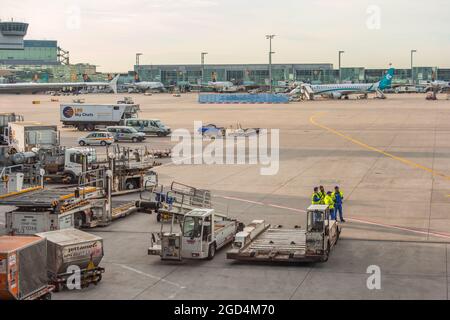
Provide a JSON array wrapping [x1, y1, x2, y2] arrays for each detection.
[[3, 0, 450, 72]]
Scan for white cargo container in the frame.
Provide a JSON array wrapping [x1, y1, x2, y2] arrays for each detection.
[[36, 228, 104, 291], [5, 121, 58, 153], [5, 210, 75, 235], [60, 103, 140, 131]]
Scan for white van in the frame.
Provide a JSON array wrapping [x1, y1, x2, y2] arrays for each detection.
[[123, 119, 171, 137]]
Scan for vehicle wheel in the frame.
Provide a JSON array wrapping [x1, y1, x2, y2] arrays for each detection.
[[79, 140, 86, 146], [43, 293, 52, 300], [54, 282, 63, 292], [132, 137, 138, 143], [77, 125, 86, 131], [156, 213, 161, 222], [207, 243, 216, 260], [126, 181, 136, 190], [63, 172, 76, 184], [335, 227, 341, 244], [86, 124, 95, 131], [321, 241, 331, 262], [100, 141, 107, 146]]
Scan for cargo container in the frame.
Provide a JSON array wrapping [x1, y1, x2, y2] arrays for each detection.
[[37, 229, 104, 291], [0, 113, 24, 145], [5, 121, 59, 153], [0, 236, 53, 300], [5, 210, 76, 235]]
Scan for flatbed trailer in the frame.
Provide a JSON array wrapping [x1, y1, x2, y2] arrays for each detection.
[[227, 205, 341, 263], [22, 285, 55, 300], [101, 145, 161, 195], [0, 186, 107, 234], [0, 186, 103, 208]]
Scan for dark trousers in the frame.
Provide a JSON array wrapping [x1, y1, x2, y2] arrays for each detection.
[[335, 205, 344, 221], [330, 208, 336, 220]]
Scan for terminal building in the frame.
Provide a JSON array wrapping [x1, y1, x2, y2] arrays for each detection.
[[1, 19, 449, 86], [135, 64, 450, 86], [0, 20, 103, 83]]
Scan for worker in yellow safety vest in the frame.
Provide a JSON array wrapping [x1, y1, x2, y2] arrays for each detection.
[[319, 185, 326, 204], [324, 191, 336, 220], [311, 187, 321, 205]]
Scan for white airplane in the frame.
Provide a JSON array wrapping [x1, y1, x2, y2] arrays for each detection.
[[125, 81, 166, 92], [0, 75, 120, 94], [420, 80, 450, 93], [206, 81, 238, 92], [291, 67, 395, 100]]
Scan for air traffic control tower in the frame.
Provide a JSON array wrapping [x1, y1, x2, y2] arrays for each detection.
[[0, 20, 29, 50], [0, 20, 60, 65]]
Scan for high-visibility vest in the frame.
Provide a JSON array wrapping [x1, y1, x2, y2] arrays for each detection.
[[319, 191, 326, 204], [324, 195, 335, 209], [311, 192, 321, 205], [332, 191, 344, 205]]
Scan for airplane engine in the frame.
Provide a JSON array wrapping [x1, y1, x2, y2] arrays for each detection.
[[331, 92, 342, 99]]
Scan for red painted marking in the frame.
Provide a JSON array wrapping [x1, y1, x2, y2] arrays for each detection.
[[215, 195, 450, 240]]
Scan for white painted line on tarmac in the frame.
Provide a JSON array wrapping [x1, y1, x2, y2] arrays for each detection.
[[116, 264, 186, 290], [217, 195, 307, 213], [347, 217, 450, 240], [216, 195, 450, 240], [157, 153, 204, 169]]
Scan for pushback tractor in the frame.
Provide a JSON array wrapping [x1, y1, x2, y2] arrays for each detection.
[[149, 208, 241, 261]]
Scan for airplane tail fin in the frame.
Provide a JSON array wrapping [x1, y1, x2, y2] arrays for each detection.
[[109, 74, 120, 94], [378, 67, 395, 90]]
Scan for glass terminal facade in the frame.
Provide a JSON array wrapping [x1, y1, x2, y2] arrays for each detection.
[[0, 40, 58, 65], [136, 64, 450, 86]]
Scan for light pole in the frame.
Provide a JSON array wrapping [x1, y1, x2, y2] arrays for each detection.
[[338, 50, 345, 83], [136, 53, 143, 66], [135, 53, 143, 82], [266, 35, 276, 93], [411, 49, 417, 85], [201, 52, 208, 86]]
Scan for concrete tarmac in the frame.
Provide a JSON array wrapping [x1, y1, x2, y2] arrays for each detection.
[[0, 92, 449, 299]]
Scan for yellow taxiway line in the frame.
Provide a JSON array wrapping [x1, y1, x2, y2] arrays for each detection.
[[309, 112, 450, 182]]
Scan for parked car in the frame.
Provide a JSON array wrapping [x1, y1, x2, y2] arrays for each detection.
[[78, 132, 114, 146], [106, 126, 146, 142], [198, 124, 226, 138]]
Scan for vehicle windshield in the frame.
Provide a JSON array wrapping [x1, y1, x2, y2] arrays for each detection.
[[125, 127, 138, 133], [182, 216, 202, 238], [87, 151, 97, 163], [154, 120, 164, 128], [307, 211, 324, 232]]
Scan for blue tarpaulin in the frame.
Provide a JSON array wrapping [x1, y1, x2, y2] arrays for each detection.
[[199, 93, 289, 104]]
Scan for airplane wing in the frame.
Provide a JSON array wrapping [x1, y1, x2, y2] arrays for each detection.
[[0, 74, 119, 94]]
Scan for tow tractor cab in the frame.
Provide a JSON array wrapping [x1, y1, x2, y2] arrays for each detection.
[[305, 204, 340, 259], [40, 147, 97, 183], [63, 147, 97, 178], [149, 209, 239, 261], [123, 119, 171, 137]]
